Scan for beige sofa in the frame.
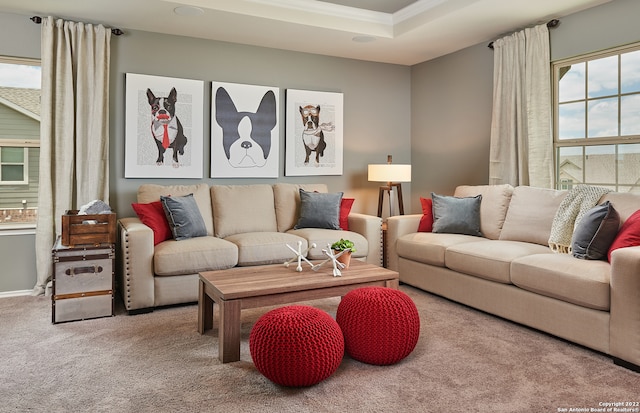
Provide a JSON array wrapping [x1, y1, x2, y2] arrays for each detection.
[[387, 184, 640, 372], [118, 183, 382, 314]]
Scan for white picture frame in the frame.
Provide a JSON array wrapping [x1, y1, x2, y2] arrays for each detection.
[[285, 89, 343, 176], [211, 82, 280, 178], [125, 73, 204, 178]]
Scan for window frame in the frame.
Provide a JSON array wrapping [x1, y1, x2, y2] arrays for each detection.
[[0, 56, 41, 232], [0, 144, 29, 185], [553, 42, 640, 192]]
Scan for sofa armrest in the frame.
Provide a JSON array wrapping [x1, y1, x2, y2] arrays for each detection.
[[118, 217, 156, 313], [386, 214, 422, 271], [610, 245, 640, 369], [347, 213, 382, 266]]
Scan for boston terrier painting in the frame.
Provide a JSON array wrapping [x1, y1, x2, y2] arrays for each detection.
[[299, 104, 327, 165], [214, 87, 277, 168], [146, 87, 187, 168]]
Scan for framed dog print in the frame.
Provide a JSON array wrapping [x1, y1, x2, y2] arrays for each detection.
[[211, 82, 280, 178], [285, 89, 343, 176], [125, 73, 204, 178]]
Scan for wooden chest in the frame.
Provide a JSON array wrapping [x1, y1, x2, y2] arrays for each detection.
[[61, 210, 116, 247], [52, 236, 115, 324]]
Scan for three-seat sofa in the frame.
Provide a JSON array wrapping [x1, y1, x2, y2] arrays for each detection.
[[118, 182, 382, 314], [386, 184, 640, 372]]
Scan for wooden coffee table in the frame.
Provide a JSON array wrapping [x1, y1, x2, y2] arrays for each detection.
[[198, 259, 399, 363]]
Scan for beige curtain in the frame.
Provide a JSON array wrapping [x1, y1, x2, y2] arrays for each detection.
[[33, 17, 111, 295], [489, 23, 553, 188]]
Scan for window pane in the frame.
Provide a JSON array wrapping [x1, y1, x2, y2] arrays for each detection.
[[1, 165, 24, 181], [618, 143, 640, 185], [621, 50, 640, 94], [0, 147, 24, 163], [587, 98, 618, 138], [559, 63, 585, 102], [585, 145, 615, 184], [558, 146, 583, 186], [558, 102, 585, 139], [588, 55, 618, 98], [621, 94, 640, 136]]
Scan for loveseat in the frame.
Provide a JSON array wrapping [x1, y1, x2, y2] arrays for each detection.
[[118, 183, 382, 314], [386, 184, 640, 371]]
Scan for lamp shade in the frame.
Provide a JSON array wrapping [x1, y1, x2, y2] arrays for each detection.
[[368, 164, 411, 183]]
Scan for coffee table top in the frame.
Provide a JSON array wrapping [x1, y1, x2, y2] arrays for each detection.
[[199, 259, 398, 300]]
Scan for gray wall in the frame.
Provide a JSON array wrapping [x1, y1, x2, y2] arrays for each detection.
[[408, 0, 640, 212], [110, 30, 412, 219], [2, 0, 640, 293], [0, 11, 411, 293]]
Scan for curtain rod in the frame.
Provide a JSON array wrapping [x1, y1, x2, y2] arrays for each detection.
[[487, 19, 559, 49], [30, 16, 124, 36]]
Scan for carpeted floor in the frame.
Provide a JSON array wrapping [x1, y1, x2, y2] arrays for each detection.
[[1, 285, 638, 413]]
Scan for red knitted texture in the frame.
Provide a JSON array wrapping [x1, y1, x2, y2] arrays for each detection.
[[249, 305, 344, 387], [336, 287, 420, 365]]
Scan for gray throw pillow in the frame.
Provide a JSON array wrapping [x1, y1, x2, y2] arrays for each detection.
[[431, 193, 483, 236], [294, 189, 343, 230], [160, 194, 207, 241], [572, 201, 620, 260]]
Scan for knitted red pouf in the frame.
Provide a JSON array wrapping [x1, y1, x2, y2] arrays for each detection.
[[249, 305, 344, 387], [336, 287, 420, 365]]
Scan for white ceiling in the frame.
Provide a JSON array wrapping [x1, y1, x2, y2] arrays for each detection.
[[0, 0, 612, 66]]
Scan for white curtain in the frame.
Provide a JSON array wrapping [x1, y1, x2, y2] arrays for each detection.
[[33, 17, 111, 295], [489, 23, 553, 188]]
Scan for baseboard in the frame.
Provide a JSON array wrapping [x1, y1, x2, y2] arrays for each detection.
[[0, 289, 33, 298], [613, 357, 640, 373]]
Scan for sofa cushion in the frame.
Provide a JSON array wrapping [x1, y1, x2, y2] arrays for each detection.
[[288, 228, 368, 260], [160, 194, 208, 241], [499, 186, 566, 246], [608, 209, 640, 262], [417, 197, 433, 232], [571, 201, 619, 260], [431, 193, 482, 236], [340, 198, 355, 231], [454, 184, 514, 240], [137, 183, 214, 236], [154, 236, 238, 276], [225, 232, 307, 266], [210, 184, 278, 238], [273, 183, 328, 232], [131, 201, 172, 245], [396, 232, 487, 267], [445, 240, 552, 284], [295, 189, 343, 230], [511, 254, 611, 311]]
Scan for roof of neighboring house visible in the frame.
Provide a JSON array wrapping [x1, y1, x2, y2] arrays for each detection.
[[0, 86, 40, 120]]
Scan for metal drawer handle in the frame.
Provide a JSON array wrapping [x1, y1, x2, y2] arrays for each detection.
[[65, 265, 103, 276]]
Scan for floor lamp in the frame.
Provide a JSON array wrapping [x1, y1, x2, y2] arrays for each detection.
[[368, 155, 412, 218]]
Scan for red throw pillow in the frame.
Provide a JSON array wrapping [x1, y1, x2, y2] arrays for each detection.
[[131, 201, 172, 245], [608, 209, 640, 262], [340, 198, 355, 231], [417, 197, 433, 232]]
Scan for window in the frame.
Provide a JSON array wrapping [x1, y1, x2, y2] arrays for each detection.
[[553, 43, 640, 193], [0, 57, 41, 227]]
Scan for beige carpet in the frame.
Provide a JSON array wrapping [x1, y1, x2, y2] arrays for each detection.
[[1, 285, 638, 413]]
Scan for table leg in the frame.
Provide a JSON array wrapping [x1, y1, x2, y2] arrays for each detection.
[[198, 280, 214, 334], [218, 299, 241, 363], [386, 279, 399, 289]]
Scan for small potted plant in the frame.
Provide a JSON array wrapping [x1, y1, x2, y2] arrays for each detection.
[[331, 238, 355, 268]]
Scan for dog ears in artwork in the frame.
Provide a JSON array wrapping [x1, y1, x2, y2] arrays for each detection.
[[146, 87, 178, 105], [215, 87, 277, 130]]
